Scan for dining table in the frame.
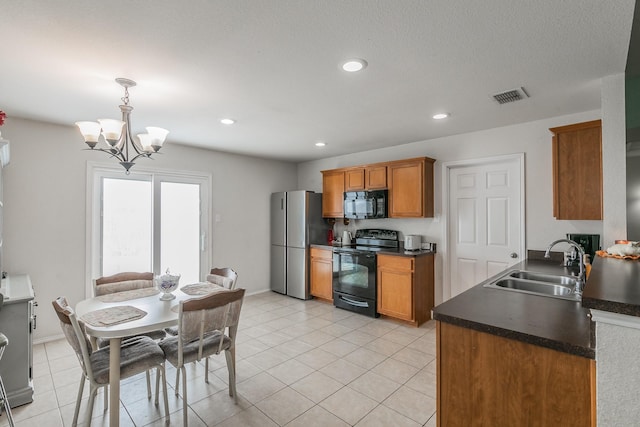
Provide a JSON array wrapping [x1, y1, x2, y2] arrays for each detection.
[[75, 282, 226, 427]]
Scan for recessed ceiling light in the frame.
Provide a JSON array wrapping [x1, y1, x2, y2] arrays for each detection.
[[315, 141, 326, 147], [432, 113, 450, 120], [220, 118, 235, 125], [342, 59, 368, 72]]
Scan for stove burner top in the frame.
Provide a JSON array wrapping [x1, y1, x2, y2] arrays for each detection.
[[354, 229, 399, 250]]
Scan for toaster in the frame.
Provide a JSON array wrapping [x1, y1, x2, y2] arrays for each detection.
[[404, 235, 421, 250]]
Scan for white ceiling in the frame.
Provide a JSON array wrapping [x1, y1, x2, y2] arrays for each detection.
[[0, 0, 635, 162]]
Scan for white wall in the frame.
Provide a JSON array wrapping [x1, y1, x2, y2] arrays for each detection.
[[298, 110, 604, 305], [1, 117, 297, 341], [601, 73, 627, 246]]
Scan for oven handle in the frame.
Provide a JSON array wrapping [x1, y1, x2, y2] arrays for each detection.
[[334, 250, 375, 258], [338, 295, 369, 308]]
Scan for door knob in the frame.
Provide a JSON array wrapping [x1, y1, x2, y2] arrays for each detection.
[[510, 252, 518, 259]]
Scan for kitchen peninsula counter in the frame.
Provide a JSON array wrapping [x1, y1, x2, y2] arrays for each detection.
[[432, 258, 594, 359], [582, 255, 640, 316]]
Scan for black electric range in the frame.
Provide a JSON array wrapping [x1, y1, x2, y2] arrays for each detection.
[[332, 229, 399, 317]]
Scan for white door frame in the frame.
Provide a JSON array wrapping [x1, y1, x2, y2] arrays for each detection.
[[441, 153, 526, 301]]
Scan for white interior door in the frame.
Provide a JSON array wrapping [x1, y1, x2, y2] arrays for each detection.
[[446, 154, 525, 298]]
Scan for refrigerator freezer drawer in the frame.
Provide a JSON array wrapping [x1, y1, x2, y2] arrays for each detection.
[[270, 245, 286, 294]]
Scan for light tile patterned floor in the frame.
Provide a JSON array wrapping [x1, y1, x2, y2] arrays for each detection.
[[0, 292, 437, 426]]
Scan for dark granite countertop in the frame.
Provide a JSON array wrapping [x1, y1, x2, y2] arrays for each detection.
[[432, 258, 594, 359], [311, 243, 435, 257], [582, 255, 640, 317]]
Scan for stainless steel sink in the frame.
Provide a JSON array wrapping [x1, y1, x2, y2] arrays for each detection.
[[508, 270, 578, 287], [483, 270, 581, 301]]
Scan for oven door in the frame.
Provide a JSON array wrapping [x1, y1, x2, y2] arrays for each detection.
[[332, 250, 376, 300]]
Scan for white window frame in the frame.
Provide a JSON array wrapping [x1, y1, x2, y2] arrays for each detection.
[[85, 161, 212, 298]]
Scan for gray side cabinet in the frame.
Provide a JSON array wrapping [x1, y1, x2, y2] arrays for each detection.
[[0, 274, 35, 407]]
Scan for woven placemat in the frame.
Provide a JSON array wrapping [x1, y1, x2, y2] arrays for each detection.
[[97, 287, 160, 302], [81, 305, 147, 327], [180, 282, 224, 296]]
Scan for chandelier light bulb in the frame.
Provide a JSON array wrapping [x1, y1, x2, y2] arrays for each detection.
[[75, 121, 102, 145], [137, 133, 154, 152], [98, 119, 125, 145]]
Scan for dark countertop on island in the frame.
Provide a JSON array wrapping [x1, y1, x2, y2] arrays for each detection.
[[311, 243, 435, 257], [432, 258, 594, 359], [582, 255, 640, 317]]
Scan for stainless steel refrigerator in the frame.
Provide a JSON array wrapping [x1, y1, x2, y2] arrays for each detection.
[[270, 191, 327, 299]]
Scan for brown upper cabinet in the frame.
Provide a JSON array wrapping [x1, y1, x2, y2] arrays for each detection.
[[550, 120, 602, 220], [344, 166, 387, 191], [322, 156, 435, 218], [388, 157, 435, 218], [321, 169, 345, 218]]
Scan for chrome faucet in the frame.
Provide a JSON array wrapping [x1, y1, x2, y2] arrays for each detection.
[[544, 239, 585, 294]]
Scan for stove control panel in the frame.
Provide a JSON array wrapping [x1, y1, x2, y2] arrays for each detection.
[[355, 229, 398, 241]]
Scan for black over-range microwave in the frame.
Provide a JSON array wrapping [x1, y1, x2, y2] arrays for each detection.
[[344, 190, 388, 219]]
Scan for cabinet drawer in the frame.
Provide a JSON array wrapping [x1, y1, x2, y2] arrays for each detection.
[[311, 247, 333, 260], [378, 255, 413, 271]]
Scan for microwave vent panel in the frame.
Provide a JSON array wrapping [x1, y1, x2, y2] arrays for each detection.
[[492, 87, 529, 104]]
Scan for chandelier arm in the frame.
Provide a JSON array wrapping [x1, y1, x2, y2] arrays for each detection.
[[128, 152, 153, 164], [84, 148, 127, 162]]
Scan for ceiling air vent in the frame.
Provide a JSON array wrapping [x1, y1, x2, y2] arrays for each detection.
[[492, 87, 529, 105]]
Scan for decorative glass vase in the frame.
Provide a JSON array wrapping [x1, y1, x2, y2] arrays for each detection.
[[155, 270, 180, 300]]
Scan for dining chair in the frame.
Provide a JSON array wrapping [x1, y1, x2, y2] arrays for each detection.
[[0, 332, 15, 427], [159, 288, 245, 426], [205, 267, 238, 290], [92, 272, 167, 347], [165, 266, 239, 337], [93, 272, 167, 398], [52, 297, 170, 427]]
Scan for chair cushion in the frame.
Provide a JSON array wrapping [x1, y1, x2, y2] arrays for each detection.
[[90, 336, 165, 384], [164, 326, 178, 336], [159, 332, 231, 367]]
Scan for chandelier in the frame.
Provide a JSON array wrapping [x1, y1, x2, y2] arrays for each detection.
[[76, 78, 169, 173]]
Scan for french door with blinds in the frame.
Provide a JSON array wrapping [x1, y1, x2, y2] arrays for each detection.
[[88, 164, 210, 295]]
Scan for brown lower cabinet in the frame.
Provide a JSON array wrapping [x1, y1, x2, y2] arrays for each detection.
[[437, 322, 596, 427], [310, 247, 333, 302], [377, 253, 434, 326]]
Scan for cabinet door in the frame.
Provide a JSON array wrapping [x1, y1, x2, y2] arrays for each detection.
[[377, 255, 414, 321], [310, 248, 333, 301], [437, 322, 595, 426], [322, 170, 345, 218], [366, 166, 387, 189], [550, 120, 602, 220], [388, 160, 426, 217], [344, 168, 365, 191]]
